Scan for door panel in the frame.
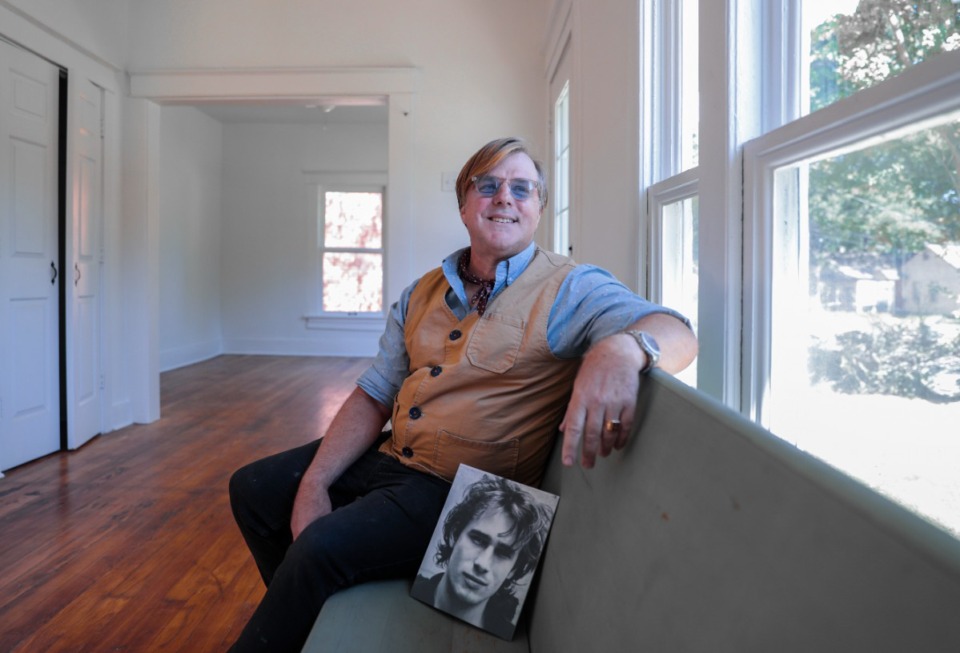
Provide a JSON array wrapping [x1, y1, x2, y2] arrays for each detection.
[[67, 78, 102, 449], [0, 39, 61, 471]]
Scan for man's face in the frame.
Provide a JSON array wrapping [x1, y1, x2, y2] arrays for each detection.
[[445, 506, 520, 606], [459, 152, 542, 263]]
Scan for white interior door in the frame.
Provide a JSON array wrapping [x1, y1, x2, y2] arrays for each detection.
[[67, 77, 103, 449], [0, 39, 62, 471]]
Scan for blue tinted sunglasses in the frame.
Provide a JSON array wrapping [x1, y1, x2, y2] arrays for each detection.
[[471, 175, 539, 201]]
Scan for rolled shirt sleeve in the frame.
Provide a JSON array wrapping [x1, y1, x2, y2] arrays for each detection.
[[355, 280, 417, 408], [546, 264, 692, 359]]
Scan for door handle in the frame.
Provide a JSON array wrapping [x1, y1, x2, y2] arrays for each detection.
[[74, 262, 81, 286], [51, 261, 58, 285]]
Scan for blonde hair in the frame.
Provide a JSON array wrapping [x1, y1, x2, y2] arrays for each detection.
[[455, 137, 547, 211]]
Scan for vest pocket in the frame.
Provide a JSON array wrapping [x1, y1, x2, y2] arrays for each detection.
[[466, 313, 524, 373], [433, 429, 519, 480]]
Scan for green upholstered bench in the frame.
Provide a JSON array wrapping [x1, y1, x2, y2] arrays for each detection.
[[303, 371, 960, 653]]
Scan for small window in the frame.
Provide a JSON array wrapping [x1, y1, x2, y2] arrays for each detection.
[[320, 190, 384, 314]]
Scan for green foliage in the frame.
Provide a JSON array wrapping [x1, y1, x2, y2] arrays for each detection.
[[809, 319, 960, 402], [808, 134, 951, 266], [808, 0, 960, 268], [834, 0, 960, 89]]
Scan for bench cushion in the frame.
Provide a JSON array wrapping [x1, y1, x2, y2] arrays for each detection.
[[302, 579, 530, 653]]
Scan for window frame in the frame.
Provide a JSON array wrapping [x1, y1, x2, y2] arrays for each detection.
[[303, 171, 388, 330], [742, 49, 960, 424], [647, 169, 699, 307], [642, 0, 702, 383]]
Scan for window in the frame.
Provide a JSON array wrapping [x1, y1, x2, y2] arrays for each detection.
[[553, 80, 571, 256], [645, 0, 698, 181], [648, 172, 699, 387], [679, 0, 699, 171], [644, 0, 700, 384], [765, 111, 960, 538], [549, 28, 575, 259], [805, 0, 960, 115], [639, 0, 960, 537], [319, 188, 384, 315], [745, 8, 960, 536]]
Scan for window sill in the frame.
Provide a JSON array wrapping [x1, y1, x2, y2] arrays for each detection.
[[303, 314, 386, 332]]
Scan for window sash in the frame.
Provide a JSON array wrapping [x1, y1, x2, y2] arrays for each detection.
[[303, 172, 388, 320], [743, 49, 960, 423]]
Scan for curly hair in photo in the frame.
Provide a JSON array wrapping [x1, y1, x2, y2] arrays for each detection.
[[434, 475, 554, 593]]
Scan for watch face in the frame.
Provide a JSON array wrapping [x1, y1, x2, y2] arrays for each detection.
[[640, 332, 660, 356], [639, 331, 660, 372]]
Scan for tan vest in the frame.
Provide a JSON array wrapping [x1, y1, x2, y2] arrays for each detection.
[[379, 248, 579, 486]]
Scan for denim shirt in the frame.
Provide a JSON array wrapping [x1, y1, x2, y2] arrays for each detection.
[[357, 242, 689, 407]]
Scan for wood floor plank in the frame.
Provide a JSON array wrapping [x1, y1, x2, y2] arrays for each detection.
[[0, 355, 368, 653]]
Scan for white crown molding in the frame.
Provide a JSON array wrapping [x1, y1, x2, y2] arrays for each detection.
[[128, 66, 419, 104]]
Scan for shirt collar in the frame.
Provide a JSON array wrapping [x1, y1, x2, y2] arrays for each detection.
[[442, 242, 537, 307]]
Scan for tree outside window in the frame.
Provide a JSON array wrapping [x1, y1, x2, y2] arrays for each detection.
[[762, 0, 960, 537], [320, 190, 384, 314]]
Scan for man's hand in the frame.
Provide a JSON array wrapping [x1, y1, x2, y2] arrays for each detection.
[[287, 387, 392, 540], [560, 333, 643, 468], [560, 313, 698, 469], [291, 481, 333, 540]]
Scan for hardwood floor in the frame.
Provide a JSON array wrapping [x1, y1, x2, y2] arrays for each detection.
[[0, 355, 370, 653]]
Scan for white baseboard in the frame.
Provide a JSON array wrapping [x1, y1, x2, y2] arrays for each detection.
[[222, 334, 378, 358], [159, 339, 224, 372]]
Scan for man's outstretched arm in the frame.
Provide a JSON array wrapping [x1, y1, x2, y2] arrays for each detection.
[[560, 312, 698, 468], [290, 387, 392, 539]]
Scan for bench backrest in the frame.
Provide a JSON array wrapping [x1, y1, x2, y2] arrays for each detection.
[[531, 371, 960, 652]]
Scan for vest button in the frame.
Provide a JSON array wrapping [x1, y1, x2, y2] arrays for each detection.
[[430, 366, 442, 377], [401, 446, 414, 458], [449, 329, 462, 341], [409, 406, 422, 419]]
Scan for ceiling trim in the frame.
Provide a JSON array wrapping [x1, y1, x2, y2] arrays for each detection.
[[128, 66, 418, 104]]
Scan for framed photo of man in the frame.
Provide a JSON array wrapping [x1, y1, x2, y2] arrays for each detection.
[[410, 464, 560, 640]]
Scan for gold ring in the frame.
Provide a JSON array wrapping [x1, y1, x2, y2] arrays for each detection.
[[604, 418, 622, 432]]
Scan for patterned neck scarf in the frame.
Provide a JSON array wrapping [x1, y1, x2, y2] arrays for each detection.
[[457, 249, 495, 316]]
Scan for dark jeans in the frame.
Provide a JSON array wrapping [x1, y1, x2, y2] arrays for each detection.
[[227, 437, 451, 653]]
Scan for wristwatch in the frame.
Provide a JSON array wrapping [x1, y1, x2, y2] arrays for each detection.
[[623, 330, 660, 374]]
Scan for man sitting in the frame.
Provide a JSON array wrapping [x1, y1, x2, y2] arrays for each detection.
[[227, 137, 698, 652]]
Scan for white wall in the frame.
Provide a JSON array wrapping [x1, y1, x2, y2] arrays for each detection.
[[3, 0, 648, 425], [126, 0, 557, 363], [576, 2, 642, 288], [1, 0, 128, 68], [158, 106, 224, 371], [542, 0, 644, 289], [125, 0, 550, 281], [219, 120, 388, 356]]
